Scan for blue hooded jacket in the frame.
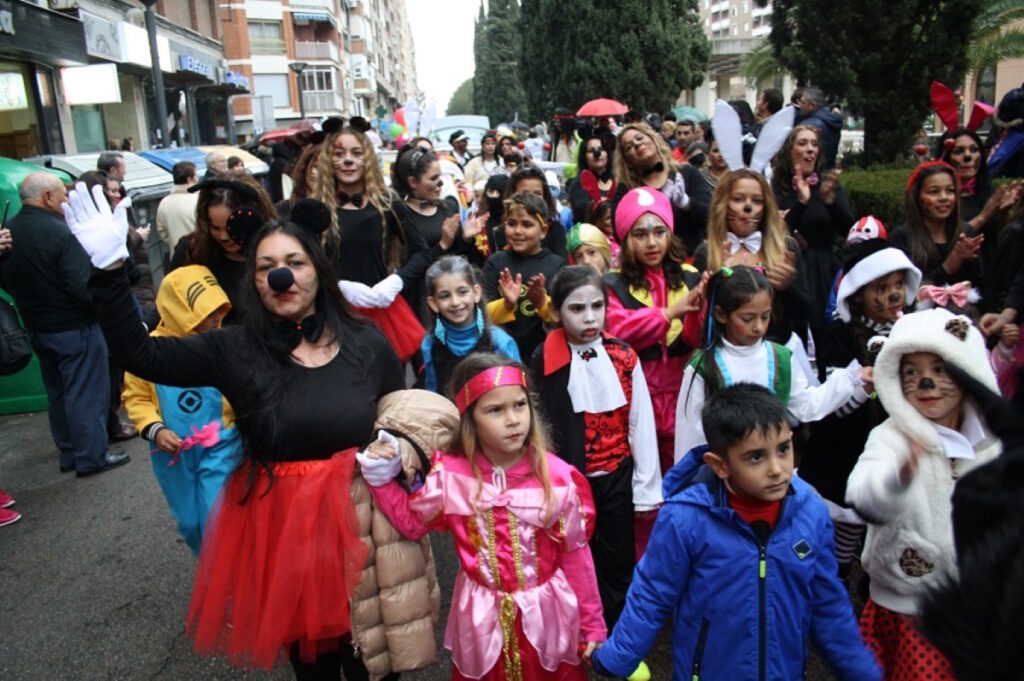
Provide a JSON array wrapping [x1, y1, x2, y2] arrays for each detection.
[[591, 448, 881, 681], [800, 107, 843, 169]]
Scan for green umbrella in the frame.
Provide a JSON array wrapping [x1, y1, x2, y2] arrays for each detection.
[[672, 105, 710, 123]]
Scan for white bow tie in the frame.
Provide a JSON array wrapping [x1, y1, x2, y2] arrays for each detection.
[[727, 231, 763, 255]]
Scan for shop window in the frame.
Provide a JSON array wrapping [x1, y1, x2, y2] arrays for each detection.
[[253, 74, 290, 108], [248, 21, 285, 54]]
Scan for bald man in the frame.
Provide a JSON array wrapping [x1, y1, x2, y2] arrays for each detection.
[[201, 151, 227, 182], [0, 174, 130, 477]]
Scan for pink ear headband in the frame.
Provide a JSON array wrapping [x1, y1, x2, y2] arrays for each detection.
[[454, 366, 529, 414]]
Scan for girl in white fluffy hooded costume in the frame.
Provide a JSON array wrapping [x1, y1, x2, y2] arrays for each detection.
[[845, 308, 1002, 680]]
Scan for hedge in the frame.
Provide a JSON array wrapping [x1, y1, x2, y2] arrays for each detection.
[[838, 167, 1013, 228], [839, 167, 911, 228]]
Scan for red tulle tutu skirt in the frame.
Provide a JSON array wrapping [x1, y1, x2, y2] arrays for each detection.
[[355, 296, 425, 362], [859, 598, 955, 681], [186, 450, 368, 670]]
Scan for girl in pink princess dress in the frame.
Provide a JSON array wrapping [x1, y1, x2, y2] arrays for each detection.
[[357, 353, 606, 680]]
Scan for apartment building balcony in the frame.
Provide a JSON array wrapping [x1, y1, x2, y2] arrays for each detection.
[[303, 90, 345, 113], [295, 40, 340, 62], [291, 0, 335, 10]]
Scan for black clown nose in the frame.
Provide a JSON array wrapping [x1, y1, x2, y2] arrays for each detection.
[[267, 267, 295, 292]]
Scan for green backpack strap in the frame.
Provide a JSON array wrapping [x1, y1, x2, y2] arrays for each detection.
[[770, 342, 793, 405]]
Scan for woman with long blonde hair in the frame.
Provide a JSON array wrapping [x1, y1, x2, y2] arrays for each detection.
[[310, 121, 431, 361], [612, 121, 712, 256], [692, 168, 810, 345]]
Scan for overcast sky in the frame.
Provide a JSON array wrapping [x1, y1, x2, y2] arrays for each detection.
[[406, 0, 479, 115]]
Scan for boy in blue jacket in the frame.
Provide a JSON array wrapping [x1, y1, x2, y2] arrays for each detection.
[[591, 383, 880, 681]]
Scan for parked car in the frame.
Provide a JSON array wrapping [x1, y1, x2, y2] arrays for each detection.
[[427, 115, 491, 154]]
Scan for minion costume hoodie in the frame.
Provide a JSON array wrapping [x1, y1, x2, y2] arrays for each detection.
[[122, 265, 241, 554]]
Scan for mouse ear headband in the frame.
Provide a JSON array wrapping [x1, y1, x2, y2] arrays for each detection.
[[711, 99, 795, 174], [289, 198, 332, 236], [931, 81, 994, 135]]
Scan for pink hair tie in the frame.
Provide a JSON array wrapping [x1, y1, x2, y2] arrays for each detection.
[[454, 366, 529, 414]]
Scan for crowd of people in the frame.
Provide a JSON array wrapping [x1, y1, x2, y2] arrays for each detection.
[[1, 82, 1023, 681]]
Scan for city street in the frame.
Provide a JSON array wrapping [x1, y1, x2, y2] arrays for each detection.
[[0, 410, 687, 680]]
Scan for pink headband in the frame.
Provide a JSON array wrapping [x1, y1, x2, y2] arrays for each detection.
[[614, 187, 674, 243], [454, 366, 529, 414]]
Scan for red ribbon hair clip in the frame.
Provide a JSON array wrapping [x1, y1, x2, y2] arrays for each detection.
[[906, 160, 957, 193]]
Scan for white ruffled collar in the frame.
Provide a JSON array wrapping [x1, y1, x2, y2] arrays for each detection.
[[566, 338, 627, 413]]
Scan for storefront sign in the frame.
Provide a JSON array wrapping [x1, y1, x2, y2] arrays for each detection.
[[61, 63, 121, 105], [225, 70, 249, 91], [0, 0, 88, 66], [178, 54, 213, 79]]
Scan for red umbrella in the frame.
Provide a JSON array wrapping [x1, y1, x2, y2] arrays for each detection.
[[576, 98, 629, 117], [258, 127, 301, 144]]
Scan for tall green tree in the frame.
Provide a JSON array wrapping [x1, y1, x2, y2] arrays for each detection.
[[473, 0, 530, 124], [765, 0, 985, 165], [519, 0, 709, 119], [447, 78, 475, 116]]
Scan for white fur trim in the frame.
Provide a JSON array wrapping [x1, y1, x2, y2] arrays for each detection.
[[836, 248, 922, 322], [873, 308, 999, 452]]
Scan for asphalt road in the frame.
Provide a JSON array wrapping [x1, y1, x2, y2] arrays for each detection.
[[0, 409, 842, 680]]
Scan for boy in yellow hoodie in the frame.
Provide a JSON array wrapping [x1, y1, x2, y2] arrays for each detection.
[[123, 266, 241, 554]]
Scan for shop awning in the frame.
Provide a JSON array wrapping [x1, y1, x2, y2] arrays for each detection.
[[293, 12, 335, 26]]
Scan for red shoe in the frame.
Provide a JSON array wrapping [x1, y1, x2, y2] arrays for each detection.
[[0, 507, 21, 527], [0, 488, 14, 509]]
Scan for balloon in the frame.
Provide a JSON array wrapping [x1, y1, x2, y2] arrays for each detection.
[[517, 141, 525, 149], [395, 108, 406, 127], [395, 133, 408, 147], [389, 122, 405, 139]]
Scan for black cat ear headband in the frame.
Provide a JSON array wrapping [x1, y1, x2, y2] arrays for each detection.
[[188, 178, 262, 200], [308, 116, 372, 145]]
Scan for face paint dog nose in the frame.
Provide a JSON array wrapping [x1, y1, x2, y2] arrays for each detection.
[[435, 179, 444, 189], [267, 267, 295, 292], [743, 203, 753, 214], [918, 377, 936, 391], [888, 292, 902, 303]]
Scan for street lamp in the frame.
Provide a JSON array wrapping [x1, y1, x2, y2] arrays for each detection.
[[290, 61, 308, 121], [139, 0, 170, 147]]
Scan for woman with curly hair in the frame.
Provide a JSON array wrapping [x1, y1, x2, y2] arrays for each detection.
[[309, 122, 431, 361]]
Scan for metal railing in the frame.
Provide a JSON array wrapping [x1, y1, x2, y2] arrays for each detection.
[[294, 40, 339, 62], [303, 91, 345, 113]]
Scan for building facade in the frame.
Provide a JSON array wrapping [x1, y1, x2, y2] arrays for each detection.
[[222, 0, 418, 141]]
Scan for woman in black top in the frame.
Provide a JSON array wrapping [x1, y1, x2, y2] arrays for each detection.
[[771, 125, 854, 323], [890, 160, 981, 287], [67, 188, 403, 680], [310, 124, 432, 361], [390, 144, 486, 318], [567, 132, 617, 224]]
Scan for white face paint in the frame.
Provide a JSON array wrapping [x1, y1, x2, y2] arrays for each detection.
[[558, 284, 606, 345]]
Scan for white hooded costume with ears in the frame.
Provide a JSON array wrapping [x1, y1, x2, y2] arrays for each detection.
[[845, 308, 1002, 615]]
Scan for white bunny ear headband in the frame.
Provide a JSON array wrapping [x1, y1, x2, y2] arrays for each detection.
[[711, 99, 796, 174]]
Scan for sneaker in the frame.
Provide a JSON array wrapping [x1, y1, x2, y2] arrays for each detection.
[[0, 488, 13, 508], [0, 507, 21, 527]]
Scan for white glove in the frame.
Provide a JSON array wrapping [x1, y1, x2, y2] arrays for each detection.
[[62, 182, 131, 268], [663, 173, 690, 210], [356, 430, 403, 487], [337, 279, 379, 308], [371, 273, 404, 307]]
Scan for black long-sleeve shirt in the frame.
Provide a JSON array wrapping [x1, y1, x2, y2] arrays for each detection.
[[0, 205, 96, 332], [89, 267, 404, 461]]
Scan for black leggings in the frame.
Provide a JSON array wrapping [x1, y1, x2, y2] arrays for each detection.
[[288, 638, 400, 681]]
